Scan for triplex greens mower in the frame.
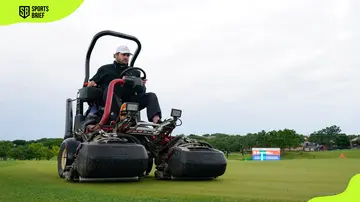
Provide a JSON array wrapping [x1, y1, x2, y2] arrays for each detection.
[[57, 30, 227, 182]]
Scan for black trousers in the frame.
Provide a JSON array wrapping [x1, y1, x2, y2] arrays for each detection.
[[101, 85, 162, 122]]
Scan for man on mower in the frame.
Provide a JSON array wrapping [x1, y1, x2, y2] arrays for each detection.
[[86, 45, 162, 124]]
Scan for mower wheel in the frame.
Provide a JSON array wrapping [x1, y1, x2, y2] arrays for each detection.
[[57, 138, 80, 178]]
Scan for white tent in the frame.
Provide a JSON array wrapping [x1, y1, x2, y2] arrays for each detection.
[[350, 137, 360, 148]]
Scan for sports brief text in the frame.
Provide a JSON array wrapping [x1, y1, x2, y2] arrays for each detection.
[[19, 6, 50, 19]]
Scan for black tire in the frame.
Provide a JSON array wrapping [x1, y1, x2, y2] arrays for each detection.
[[75, 141, 148, 179], [167, 147, 227, 178], [57, 138, 80, 178]]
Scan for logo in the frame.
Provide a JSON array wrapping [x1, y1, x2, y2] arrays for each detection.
[[19, 6, 30, 19], [18, 6, 50, 19]]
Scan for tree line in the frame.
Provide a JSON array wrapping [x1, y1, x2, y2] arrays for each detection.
[[0, 138, 62, 161], [184, 125, 359, 153], [0, 125, 359, 160]]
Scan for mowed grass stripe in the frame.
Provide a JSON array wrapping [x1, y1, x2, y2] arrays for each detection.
[[0, 153, 359, 202]]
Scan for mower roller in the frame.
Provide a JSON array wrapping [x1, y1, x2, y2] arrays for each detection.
[[57, 30, 227, 182]]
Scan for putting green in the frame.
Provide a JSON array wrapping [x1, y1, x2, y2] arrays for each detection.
[[0, 158, 359, 202]]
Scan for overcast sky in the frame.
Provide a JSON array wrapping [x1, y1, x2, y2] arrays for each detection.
[[0, 0, 359, 140]]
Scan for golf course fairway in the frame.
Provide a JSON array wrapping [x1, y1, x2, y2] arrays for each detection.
[[0, 155, 359, 202]]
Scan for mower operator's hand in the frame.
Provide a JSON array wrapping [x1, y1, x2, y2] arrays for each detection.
[[87, 81, 97, 87]]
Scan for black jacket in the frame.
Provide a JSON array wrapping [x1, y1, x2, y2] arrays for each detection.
[[90, 61, 146, 94]]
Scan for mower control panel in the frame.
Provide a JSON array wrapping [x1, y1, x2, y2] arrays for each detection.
[[124, 76, 145, 93]]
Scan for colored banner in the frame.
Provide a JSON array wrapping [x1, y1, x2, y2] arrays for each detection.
[[0, 0, 84, 26], [252, 148, 280, 161]]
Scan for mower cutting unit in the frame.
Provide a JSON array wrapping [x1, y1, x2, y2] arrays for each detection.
[[57, 30, 227, 182]]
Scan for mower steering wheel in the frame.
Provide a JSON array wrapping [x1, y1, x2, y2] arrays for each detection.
[[119, 67, 147, 80]]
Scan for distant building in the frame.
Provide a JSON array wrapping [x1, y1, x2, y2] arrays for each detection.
[[350, 137, 360, 148], [303, 141, 324, 151]]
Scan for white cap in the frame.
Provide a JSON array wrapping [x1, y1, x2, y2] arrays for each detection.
[[115, 45, 133, 55]]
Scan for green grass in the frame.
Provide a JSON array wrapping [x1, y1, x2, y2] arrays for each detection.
[[0, 150, 360, 202]]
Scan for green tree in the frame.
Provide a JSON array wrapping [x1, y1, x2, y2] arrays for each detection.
[[28, 143, 47, 160], [12, 140, 27, 146], [308, 125, 342, 149], [334, 133, 350, 149], [8, 146, 28, 160], [0, 141, 14, 160]]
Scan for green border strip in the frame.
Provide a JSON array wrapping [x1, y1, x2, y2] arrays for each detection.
[[0, 0, 84, 25], [308, 173, 360, 202]]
